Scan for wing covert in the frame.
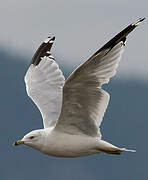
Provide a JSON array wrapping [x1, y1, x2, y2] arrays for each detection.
[[56, 42, 123, 138]]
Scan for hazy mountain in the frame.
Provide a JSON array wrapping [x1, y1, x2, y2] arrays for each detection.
[[0, 49, 147, 180]]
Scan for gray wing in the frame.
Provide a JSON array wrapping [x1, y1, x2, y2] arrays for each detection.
[[55, 18, 144, 138], [25, 37, 65, 128]]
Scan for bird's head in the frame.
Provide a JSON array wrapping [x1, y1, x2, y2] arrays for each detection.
[[13, 129, 44, 150]]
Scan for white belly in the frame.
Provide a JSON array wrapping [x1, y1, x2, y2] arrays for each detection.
[[40, 130, 101, 157]]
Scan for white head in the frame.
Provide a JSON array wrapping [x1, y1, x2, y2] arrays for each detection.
[[13, 129, 45, 151]]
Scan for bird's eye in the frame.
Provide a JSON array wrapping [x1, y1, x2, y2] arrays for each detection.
[[29, 136, 35, 139]]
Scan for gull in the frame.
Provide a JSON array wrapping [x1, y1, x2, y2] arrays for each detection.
[[13, 18, 144, 157]]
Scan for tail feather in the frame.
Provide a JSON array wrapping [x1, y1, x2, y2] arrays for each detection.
[[120, 148, 136, 153], [103, 148, 136, 155], [99, 140, 136, 155]]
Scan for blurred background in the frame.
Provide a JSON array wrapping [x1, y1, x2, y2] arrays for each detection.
[[0, 0, 147, 180]]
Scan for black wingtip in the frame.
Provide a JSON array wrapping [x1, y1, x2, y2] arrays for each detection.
[[132, 17, 145, 26], [47, 36, 55, 41], [44, 36, 55, 44], [92, 18, 145, 57], [31, 36, 55, 66], [51, 36, 55, 41], [140, 17, 146, 21]]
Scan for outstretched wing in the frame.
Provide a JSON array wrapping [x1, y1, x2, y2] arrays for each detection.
[[25, 37, 65, 128], [55, 18, 145, 138]]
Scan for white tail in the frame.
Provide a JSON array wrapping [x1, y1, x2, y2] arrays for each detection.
[[120, 148, 136, 153]]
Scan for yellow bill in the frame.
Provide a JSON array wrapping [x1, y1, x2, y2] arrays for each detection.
[[13, 140, 24, 146]]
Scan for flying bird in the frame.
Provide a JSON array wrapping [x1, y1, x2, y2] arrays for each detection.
[[13, 18, 145, 157]]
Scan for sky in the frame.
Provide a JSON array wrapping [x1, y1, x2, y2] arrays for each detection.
[[0, 0, 147, 80]]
